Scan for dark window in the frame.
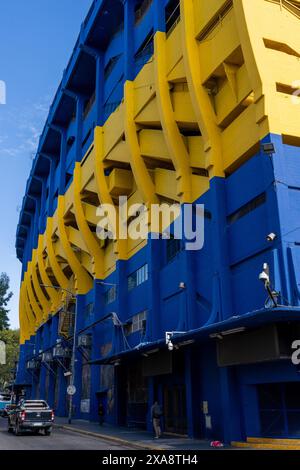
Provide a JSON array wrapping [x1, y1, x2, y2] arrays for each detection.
[[128, 264, 148, 291], [104, 54, 122, 80], [65, 172, 73, 189], [135, 30, 154, 68], [81, 353, 91, 401], [67, 135, 75, 152], [165, 0, 180, 35], [166, 236, 181, 262], [124, 310, 147, 336], [104, 285, 117, 305], [227, 193, 266, 225], [83, 91, 95, 118], [82, 129, 92, 149], [84, 303, 94, 323], [135, 0, 152, 23]]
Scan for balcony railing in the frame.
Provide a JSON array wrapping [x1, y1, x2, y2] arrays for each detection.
[[265, 0, 300, 19]]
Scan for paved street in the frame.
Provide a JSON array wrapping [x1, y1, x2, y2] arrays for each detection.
[[0, 418, 131, 450]]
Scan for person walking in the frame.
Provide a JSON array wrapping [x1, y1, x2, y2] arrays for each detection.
[[151, 401, 163, 439], [98, 402, 105, 426]]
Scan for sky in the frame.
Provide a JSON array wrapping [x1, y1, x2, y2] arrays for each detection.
[[0, 0, 93, 329]]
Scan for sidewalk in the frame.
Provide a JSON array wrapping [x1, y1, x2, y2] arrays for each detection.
[[54, 417, 228, 450]]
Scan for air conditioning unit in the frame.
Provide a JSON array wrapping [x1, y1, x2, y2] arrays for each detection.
[[78, 334, 92, 348], [41, 352, 53, 363], [26, 360, 39, 370], [53, 346, 71, 358]]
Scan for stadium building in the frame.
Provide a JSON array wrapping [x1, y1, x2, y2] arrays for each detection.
[[15, 0, 300, 443]]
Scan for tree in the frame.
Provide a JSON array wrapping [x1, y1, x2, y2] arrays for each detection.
[[0, 329, 19, 389], [0, 273, 12, 330]]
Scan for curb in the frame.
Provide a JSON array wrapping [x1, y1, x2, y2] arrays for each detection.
[[54, 424, 166, 451]]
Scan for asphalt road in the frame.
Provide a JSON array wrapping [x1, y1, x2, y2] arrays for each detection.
[[0, 417, 131, 450]]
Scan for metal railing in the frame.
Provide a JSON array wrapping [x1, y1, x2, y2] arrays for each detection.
[[265, 0, 300, 19]]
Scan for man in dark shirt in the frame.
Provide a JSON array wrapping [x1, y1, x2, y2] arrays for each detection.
[[151, 401, 162, 439]]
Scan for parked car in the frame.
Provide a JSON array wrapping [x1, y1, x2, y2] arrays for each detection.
[[0, 403, 16, 418], [0, 394, 11, 417], [8, 400, 54, 436]]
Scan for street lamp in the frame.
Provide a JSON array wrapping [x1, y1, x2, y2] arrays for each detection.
[[40, 284, 77, 424]]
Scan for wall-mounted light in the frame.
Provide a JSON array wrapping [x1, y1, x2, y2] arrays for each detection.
[[262, 142, 275, 155]]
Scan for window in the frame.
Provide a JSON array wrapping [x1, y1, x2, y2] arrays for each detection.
[[104, 54, 121, 80], [81, 353, 91, 400], [128, 264, 148, 291], [227, 193, 266, 225], [166, 236, 182, 262], [135, 0, 152, 24], [135, 30, 154, 68], [104, 285, 117, 305], [84, 303, 94, 323], [165, 0, 180, 35], [125, 310, 147, 336]]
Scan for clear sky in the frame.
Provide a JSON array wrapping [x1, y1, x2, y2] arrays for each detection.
[[0, 0, 93, 329]]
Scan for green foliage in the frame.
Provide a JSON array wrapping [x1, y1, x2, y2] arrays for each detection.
[[0, 273, 12, 330], [0, 329, 19, 389]]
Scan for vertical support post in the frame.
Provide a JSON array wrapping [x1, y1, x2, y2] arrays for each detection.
[[46, 156, 56, 216], [153, 0, 166, 33], [59, 131, 67, 194], [96, 53, 105, 126], [39, 177, 46, 234], [147, 376, 155, 433], [75, 97, 84, 162], [124, 0, 135, 81], [185, 348, 195, 438], [68, 296, 78, 423], [147, 237, 162, 341]]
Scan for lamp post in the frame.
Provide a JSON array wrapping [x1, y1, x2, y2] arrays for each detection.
[[40, 284, 76, 424]]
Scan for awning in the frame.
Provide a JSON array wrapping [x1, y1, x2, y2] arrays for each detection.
[[89, 306, 300, 365]]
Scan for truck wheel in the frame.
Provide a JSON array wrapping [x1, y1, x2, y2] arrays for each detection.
[[14, 422, 21, 436], [44, 428, 51, 436]]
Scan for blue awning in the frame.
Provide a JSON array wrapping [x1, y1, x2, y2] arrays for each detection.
[[89, 306, 300, 365]]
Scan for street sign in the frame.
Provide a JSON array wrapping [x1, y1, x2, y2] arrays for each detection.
[[67, 385, 76, 396]]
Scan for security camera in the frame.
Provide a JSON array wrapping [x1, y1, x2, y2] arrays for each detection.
[[179, 282, 186, 289], [266, 233, 277, 242], [168, 342, 174, 351], [259, 270, 269, 283], [259, 263, 270, 285]]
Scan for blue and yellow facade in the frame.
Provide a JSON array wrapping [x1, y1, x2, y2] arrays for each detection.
[[15, 0, 300, 442]]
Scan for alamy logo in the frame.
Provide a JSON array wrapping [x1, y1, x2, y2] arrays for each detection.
[[95, 198, 205, 251], [291, 340, 300, 365], [291, 80, 300, 105], [0, 81, 6, 105]]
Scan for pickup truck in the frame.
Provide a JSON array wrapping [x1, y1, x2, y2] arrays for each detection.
[[8, 400, 54, 436]]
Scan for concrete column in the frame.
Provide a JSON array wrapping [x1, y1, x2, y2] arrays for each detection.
[[146, 237, 162, 340], [124, 0, 135, 81], [95, 53, 104, 125], [153, 0, 166, 33], [75, 97, 84, 163], [59, 131, 68, 194]]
